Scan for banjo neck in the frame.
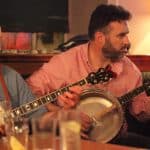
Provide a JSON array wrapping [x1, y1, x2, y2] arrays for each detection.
[[11, 78, 87, 118], [10, 65, 115, 118], [119, 81, 150, 106]]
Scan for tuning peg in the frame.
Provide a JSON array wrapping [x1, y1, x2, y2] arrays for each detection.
[[98, 68, 105, 73], [109, 71, 117, 78], [105, 65, 111, 71]]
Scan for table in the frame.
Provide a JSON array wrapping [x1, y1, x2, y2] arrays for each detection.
[[0, 137, 145, 150]]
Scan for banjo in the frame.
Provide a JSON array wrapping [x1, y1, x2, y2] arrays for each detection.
[[77, 80, 150, 143], [10, 65, 116, 118]]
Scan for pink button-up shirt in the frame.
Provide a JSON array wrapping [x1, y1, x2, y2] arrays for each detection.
[[27, 43, 150, 122]]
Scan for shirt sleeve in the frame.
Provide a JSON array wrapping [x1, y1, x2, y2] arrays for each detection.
[[4, 66, 47, 118], [26, 54, 68, 97], [129, 72, 150, 122]]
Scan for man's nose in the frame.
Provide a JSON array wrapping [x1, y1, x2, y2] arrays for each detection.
[[123, 36, 130, 45]]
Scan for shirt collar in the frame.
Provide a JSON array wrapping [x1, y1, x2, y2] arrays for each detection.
[[81, 42, 124, 76], [111, 60, 123, 76]]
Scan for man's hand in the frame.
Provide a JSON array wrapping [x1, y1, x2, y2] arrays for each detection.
[[80, 112, 93, 140], [57, 86, 83, 108], [39, 110, 93, 140], [46, 86, 82, 111]]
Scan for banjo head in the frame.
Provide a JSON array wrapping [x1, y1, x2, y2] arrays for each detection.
[[77, 88, 124, 143]]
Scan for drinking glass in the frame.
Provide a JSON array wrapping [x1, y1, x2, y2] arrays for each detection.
[[0, 100, 11, 136], [58, 109, 81, 150], [5, 117, 29, 150], [31, 115, 58, 150], [0, 100, 11, 116]]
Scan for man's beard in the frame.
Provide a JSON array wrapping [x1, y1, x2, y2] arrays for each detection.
[[102, 41, 130, 62]]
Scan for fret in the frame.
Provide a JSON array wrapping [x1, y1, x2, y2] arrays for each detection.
[[37, 99, 43, 105], [51, 87, 70, 100], [32, 101, 39, 108], [61, 87, 68, 93], [24, 103, 32, 112], [11, 107, 24, 117], [17, 107, 24, 115], [69, 82, 77, 87], [46, 95, 52, 102], [133, 91, 139, 97], [55, 90, 62, 96], [21, 105, 28, 113], [61, 86, 72, 92], [135, 87, 144, 95], [61, 85, 72, 92], [51, 93, 57, 99], [71, 79, 86, 86], [126, 93, 132, 100], [41, 97, 47, 104], [120, 98, 126, 105], [10, 111, 15, 118], [25, 100, 42, 114], [79, 79, 87, 86]]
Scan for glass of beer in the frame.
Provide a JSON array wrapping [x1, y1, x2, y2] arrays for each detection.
[[58, 109, 81, 150]]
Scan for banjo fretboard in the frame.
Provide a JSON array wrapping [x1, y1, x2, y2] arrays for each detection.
[[119, 81, 150, 106], [11, 79, 87, 118]]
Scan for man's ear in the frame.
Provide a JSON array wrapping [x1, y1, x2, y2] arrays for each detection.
[[95, 31, 105, 44]]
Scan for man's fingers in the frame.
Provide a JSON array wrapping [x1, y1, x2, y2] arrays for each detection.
[[80, 112, 93, 126], [69, 86, 83, 95], [58, 95, 75, 108], [56, 85, 83, 108]]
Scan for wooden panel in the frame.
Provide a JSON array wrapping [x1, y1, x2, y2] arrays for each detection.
[[128, 55, 150, 72], [0, 54, 54, 76], [0, 54, 149, 76]]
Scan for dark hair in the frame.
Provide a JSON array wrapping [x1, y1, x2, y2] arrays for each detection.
[[88, 4, 132, 39]]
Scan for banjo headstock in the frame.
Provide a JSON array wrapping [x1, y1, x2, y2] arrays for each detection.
[[86, 65, 116, 85]]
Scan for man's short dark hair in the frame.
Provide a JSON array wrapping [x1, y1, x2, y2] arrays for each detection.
[[88, 4, 132, 39]]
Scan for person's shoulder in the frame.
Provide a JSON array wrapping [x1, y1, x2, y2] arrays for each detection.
[[54, 43, 88, 57], [122, 56, 141, 73], [2, 65, 21, 77], [2, 65, 16, 72], [50, 43, 88, 63]]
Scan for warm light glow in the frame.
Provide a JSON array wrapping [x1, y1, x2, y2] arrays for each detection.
[[115, 0, 150, 55], [133, 32, 150, 55], [129, 15, 150, 55]]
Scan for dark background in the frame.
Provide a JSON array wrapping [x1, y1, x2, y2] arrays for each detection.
[[0, 0, 68, 32]]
